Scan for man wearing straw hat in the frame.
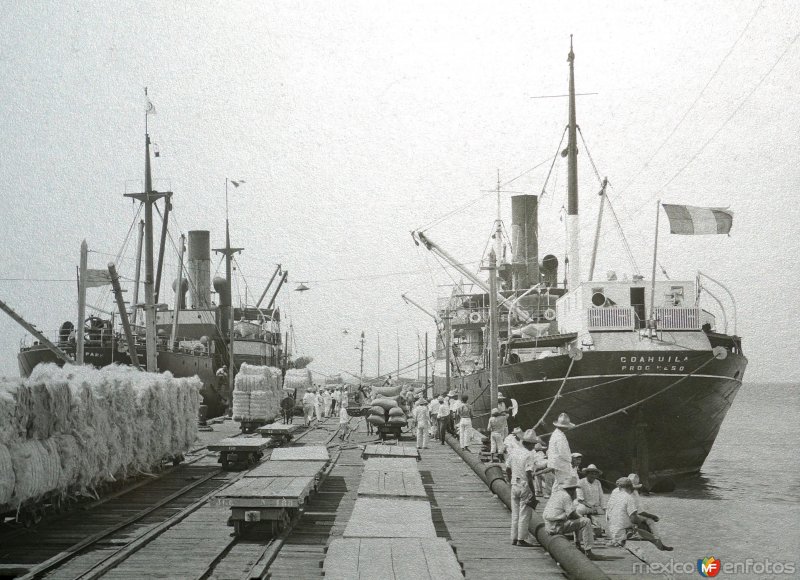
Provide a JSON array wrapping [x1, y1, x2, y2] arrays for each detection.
[[606, 477, 673, 551], [436, 393, 451, 444], [543, 475, 598, 559], [576, 464, 607, 536], [487, 408, 507, 460], [504, 426, 523, 453], [627, 473, 665, 540], [547, 412, 576, 493], [504, 429, 539, 546]]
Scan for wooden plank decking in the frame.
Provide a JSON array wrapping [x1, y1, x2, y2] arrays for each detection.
[[244, 460, 328, 478], [211, 476, 316, 508], [207, 437, 270, 452], [257, 422, 300, 436], [343, 498, 437, 538], [362, 457, 419, 472], [324, 538, 463, 580]]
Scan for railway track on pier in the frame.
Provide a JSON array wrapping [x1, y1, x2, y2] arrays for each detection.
[[0, 417, 350, 580]]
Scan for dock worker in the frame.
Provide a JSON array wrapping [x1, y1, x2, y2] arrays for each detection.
[[437, 394, 451, 444], [428, 396, 441, 440], [576, 464, 607, 535], [413, 398, 430, 449], [338, 403, 350, 440], [571, 452, 583, 480], [301, 389, 315, 426], [456, 394, 473, 451], [322, 389, 332, 418], [543, 476, 598, 559], [487, 408, 507, 460], [215, 365, 230, 415], [606, 477, 673, 551], [532, 442, 550, 497], [314, 389, 324, 422], [280, 392, 295, 424], [505, 429, 539, 546], [330, 388, 339, 414], [496, 394, 510, 437], [504, 426, 523, 453], [547, 412, 576, 492], [627, 473, 668, 543]]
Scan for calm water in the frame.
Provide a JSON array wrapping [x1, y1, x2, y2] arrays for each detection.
[[639, 382, 800, 576]]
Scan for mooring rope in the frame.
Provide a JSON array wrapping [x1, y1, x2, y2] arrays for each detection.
[[533, 356, 575, 430]]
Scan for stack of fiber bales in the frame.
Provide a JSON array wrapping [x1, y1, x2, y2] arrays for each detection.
[[232, 364, 282, 422], [371, 385, 402, 398], [283, 368, 312, 392], [366, 396, 407, 428], [0, 363, 200, 509]]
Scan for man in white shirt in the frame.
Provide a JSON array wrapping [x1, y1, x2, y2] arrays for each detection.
[[314, 390, 324, 422], [606, 477, 673, 551], [542, 475, 597, 559], [436, 395, 450, 444], [413, 398, 430, 449], [628, 473, 669, 546], [503, 427, 523, 453], [532, 442, 550, 497], [301, 389, 315, 426], [504, 429, 538, 546], [428, 396, 441, 439], [322, 389, 332, 418], [449, 391, 463, 436], [547, 412, 575, 493], [576, 464, 606, 536]]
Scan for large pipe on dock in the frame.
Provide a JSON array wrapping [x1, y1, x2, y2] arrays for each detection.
[[444, 434, 609, 580]]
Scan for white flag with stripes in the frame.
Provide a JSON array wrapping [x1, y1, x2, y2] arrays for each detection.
[[661, 204, 733, 235]]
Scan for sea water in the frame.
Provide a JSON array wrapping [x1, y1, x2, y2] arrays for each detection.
[[637, 382, 800, 577]]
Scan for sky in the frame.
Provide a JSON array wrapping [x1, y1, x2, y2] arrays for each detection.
[[1, 0, 798, 383]]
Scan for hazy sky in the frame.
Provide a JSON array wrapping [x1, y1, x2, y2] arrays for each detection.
[[1, 0, 798, 383]]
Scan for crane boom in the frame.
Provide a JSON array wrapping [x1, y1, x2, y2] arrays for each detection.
[[412, 231, 531, 322]]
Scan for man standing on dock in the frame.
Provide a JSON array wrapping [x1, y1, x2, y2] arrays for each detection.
[[548, 412, 576, 492], [543, 476, 598, 559], [487, 408, 507, 460], [302, 389, 315, 426], [413, 398, 430, 449], [437, 394, 450, 444], [505, 429, 538, 546], [428, 396, 441, 440], [456, 394, 473, 451]]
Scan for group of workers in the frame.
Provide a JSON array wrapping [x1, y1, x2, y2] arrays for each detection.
[[500, 409, 673, 557], [294, 385, 350, 426]]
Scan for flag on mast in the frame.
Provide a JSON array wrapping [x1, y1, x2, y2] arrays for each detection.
[[661, 204, 733, 235], [84, 269, 112, 288]]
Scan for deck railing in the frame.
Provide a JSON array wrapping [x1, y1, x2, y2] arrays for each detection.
[[587, 307, 635, 331], [654, 306, 701, 330]]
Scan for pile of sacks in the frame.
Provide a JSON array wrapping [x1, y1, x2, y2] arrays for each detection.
[[283, 368, 312, 392], [366, 397, 407, 428], [232, 364, 283, 422], [0, 363, 200, 509]]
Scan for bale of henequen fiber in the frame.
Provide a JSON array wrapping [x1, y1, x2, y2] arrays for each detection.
[[0, 443, 15, 505], [371, 397, 399, 411], [372, 385, 402, 398], [388, 407, 405, 418], [369, 405, 386, 417], [387, 416, 407, 425]]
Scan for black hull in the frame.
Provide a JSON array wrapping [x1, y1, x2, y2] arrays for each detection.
[[18, 345, 224, 417], [439, 346, 747, 485]]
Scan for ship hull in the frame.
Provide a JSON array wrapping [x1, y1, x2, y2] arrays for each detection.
[[442, 345, 747, 486]]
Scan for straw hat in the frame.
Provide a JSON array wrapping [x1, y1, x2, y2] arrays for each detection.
[[627, 473, 643, 489], [491, 408, 499, 416], [616, 477, 633, 488], [497, 393, 506, 400], [437, 395, 444, 401], [512, 427, 523, 437], [418, 398, 428, 405], [553, 412, 576, 429], [522, 429, 539, 444], [447, 390, 456, 397], [583, 464, 602, 475], [560, 476, 580, 489], [571, 452, 583, 458], [534, 442, 546, 451]]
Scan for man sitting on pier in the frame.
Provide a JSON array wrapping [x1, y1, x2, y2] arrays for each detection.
[[576, 464, 606, 536], [505, 429, 539, 546], [628, 473, 666, 542], [542, 476, 598, 560], [606, 477, 673, 551]]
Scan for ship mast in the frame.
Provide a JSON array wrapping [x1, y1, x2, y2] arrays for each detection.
[[566, 36, 581, 292], [124, 91, 171, 371]]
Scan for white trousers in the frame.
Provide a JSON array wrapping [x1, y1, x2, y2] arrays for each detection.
[[459, 418, 472, 448], [490, 432, 505, 454], [315, 404, 323, 421], [547, 517, 593, 550], [510, 482, 533, 542], [416, 425, 429, 448]]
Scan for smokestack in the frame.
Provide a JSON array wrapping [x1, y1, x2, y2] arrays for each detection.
[[510, 195, 539, 289], [541, 254, 559, 288], [187, 231, 211, 308]]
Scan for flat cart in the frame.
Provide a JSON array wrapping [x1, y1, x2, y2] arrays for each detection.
[[361, 444, 420, 461], [208, 437, 271, 471], [212, 476, 316, 537], [256, 422, 300, 445], [239, 418, 269, 434], [270, 445, 330, 463], [375, 422, 406, 441]]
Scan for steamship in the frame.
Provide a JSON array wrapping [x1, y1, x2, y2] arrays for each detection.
[[415, 42, 747, 489], [17, 118, 286, 418]]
